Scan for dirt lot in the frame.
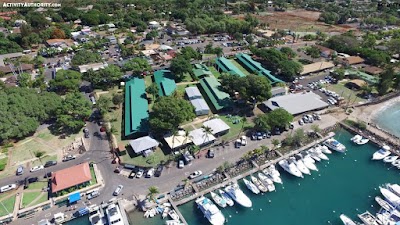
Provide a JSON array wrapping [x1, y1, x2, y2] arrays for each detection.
[[254, 9, 354, 33]]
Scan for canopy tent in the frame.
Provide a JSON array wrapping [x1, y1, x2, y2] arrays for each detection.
[[68, 192, 81, 204]]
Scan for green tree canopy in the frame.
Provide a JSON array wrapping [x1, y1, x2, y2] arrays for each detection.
[[84, 65, 123, 89], [97, 95, 113, 115], [253, 108, 293, 131], [377, 67, 395, 95], [71, 50, 102, 66], [123, 58, 151, 75], [169, 56, 192, 82], [49, 70, 82, 93]]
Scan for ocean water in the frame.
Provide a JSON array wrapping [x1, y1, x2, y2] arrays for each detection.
[[373, 101, 400, 138]]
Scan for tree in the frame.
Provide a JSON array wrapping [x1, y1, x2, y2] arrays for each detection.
[[254, 114, 271, 132], [34, 150, 46, 159], [333, 68, 345, 80], [278, 60, 303, 81], [201, 125, 213, 144], [56, 92, 92, 133], [71, 50, 102, 66], [292, 128, 305, 147], [169, 56, 192, 82], [149, 96, 195, 134], [360, 84, 373, 97], [51, 28, 66, 39], [26, 12, 49, 29], [17, 73, 32, 88], [146, 30, 158, 40], [267, 108, 293, 129], [271, 139, 280, 149], [319, 12, 339, 24], [0, 33, 23, 54], [123, 58, 151, 75], [280, 47, 296, 59], [148, 186, 159, 201], [85, 65, 123, 89], [97, 95, 113, 115], [49, 70, 81, 93], [146, 83, 159, 101], [180, 47, 202, 60], [377, 67, 395, 95], [311, 124, 321, 135], [214, 47, 224, 57], [305, 46, 321, 60], [112, 93, 123, 108], [387, 39, 400, 54]]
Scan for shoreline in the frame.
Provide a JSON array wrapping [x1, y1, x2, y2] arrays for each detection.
[[357, 96, 400, 124]]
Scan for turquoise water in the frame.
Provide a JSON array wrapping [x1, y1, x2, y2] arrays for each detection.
[[373, 102, 400, 138], [64, 215, 89, 225]]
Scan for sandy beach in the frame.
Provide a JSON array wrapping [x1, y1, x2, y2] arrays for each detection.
[[352, 96, 400, 123]]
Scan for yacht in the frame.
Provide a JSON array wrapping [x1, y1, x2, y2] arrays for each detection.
[[351, 135, 363, 143], [218, 189, 234, 207], [376, 211, 396, 225], [90, 211, 105, 225], [386, 183, 400, 197], [307, 149, 321, 162], [291, 157, 311, 175], [243, 178, 260, 194], [302, 152, 315, 163], [165, 220, 184, 225], [168, 210, 179, 221], [319, 145, 332, 154], [324, 138, 346, 153], [302, 155, 318, 171], [210, 191, 227, 208], [162, 207, 170, 219], [195, 196, 225, 225], [380, 187, 400, 206], [383, 156, 398, 163], [278, 159, 303, 178], [354, 138, 369, 145], [263, 166, 282, 184], [340, 214, 357, 225], [391, 159, 400, 168], [106, 204, 125, 225], [372, 146, 391, 160], [250, 175, 268, 193], [358, 211, 379, 225], [225, 183, 252, 208], [375, 196, 400, 218], [257, 172, 275, 192], [313, 148, 329, 160]]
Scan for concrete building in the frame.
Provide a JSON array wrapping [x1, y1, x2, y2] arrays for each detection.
[[78, 63, 108, 73], [300, 61, 335, 75], [51, 162, 92, 194], [128, 136, 159, 157], [189, 128, 216, 146], [203, 118, 230, 136], [190, 98, 210, 116]]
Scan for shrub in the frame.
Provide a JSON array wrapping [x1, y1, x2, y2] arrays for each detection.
[[0, 157, 7, 171]]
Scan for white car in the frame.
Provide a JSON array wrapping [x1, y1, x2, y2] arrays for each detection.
[[136, 169, 144, 178], [241, 136, 247, 146], [113, 185, 123, 196], [30, 165, 44, 172], [145, 168, 154, 178], [178, 160, 184, 169], [189, 170, 203, 179]]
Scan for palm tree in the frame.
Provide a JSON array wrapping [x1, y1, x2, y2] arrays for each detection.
[[311, 124, 321, 134], [182, 130, 192, 147], [201, 125, 213, 145], [148, 186, 159, 201], [238, 116, 247, 138], [271, 139, 280, 149]]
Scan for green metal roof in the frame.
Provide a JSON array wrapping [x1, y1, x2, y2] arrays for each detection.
[[235, 53, 284, 84], [193, 68, 212, 78], [345, 70, 379, 84], [199, 76, 232, 111], [154, 70, 177, 96], [124, 78, 149, 136], [215, 57, 246, 77]]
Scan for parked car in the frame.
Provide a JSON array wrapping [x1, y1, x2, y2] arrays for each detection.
[[178, 160, 185, 169], [207, 149, 215, 158], [241, 136, 247, 146], [251, 133, 257, 140], [28, 177, 38, 183], [145, 168, 155, 178], [0, 184, 16, 193], [256, 132, 263, 140], [83, 128, 89, 138], [44, 160, 57, 168], [62, 155, 76, 162], [235, 139, 241, 148], [16, 165, 24, 176], [189, 170, 203, 179], [30, 165, 44, 172], [274, 127, 281, 135], [87, 190, 100, 200], [113, 185, 123, 196], [136, 169, 144, 178], [155, 165, 164, 177], [289, 123, 294, 129], [299, 119, 304, 125]]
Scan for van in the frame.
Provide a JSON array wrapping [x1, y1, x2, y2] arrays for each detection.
[[0, 184, 16, 193], [22, 49, 31, 54], [16, 166, 24, 175]]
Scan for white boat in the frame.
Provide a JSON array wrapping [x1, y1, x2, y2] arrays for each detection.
[[195, 196, 225, 225], [243, 178, 260, 194], [380, 187, 400, 206], [313, 148, 329, 161], [358, 211, 379, 225], [162, 207, 170, 219], [218, 189, 234, 207], [302, 153, 315, 164], [268, 164, 281, 176], [354, 138, 369, 145], [376, 211, 396, 225], [324, 138, 346, 153], [391, 159, 400, 167], [307, 149, 321, 162], [291, 157, 311, 175], [106, 204, 125, 225], [320, 145, 332, 154], [225, 183, 252, 208], [257, 172, 275, 192], [210, 191, 227, 208], [262, 166, 282, 184], [351, 135, 363, 142], [90, 211, 105, 225], [340, 214, 357, 225], [250, 175, 268, 192], [372, 146, 391, 160], [302, 156, 318, 171], [386, 183, 400, 197], [168, 210, 179, 221], [383, 156, 398, 163], [165, 220, 184, 225], [279, 159, 303, 178], [375, 196, 400, 218]]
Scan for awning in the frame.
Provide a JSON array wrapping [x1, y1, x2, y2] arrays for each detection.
[[68, 192, 81, 204]]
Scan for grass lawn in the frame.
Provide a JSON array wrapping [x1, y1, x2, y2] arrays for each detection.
[[0, 195, 15, 217], [208, 66, 221, 79], [230, 59, 251, 76], [90, 166, 97, 185], [181, 73, 193, 82], [27, 181, 47, 191], [0, 157, 8, 171], [22, 192, 41, 208], [34, 193, 48, 206], [120, 148, 167, 167], [326, 83, 364, 104], [203, 54, 216, 58], [218, 115, 254, 141], [144, 75, 153, 87]]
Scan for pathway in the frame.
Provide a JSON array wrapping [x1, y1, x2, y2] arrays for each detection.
[[12, 187, 23, 220], [176, 81, 199, 86]]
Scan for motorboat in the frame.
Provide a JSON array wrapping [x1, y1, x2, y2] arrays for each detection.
[[376, 211, 396, 225], [210, 191, 227, 208], [262, 166, 282, 184], [290, 157, 311, 175], [89, 208, 105, 225], [354, 138, 369, 145], [319, 145, 332, 154], [386, 183, 400, 197], [250, 175, 268, 193], [380, 187, 400, 206], [218, 189, 234, 207], [165, 220, 184, 225], [54, 212, 65, 225], [144, 208, 157, 218], [302, 155, 318, 171], [307, 149, 321, 162], [302, 152, 315, 164], [162, 207, 170, 219], [375, 196, 400, 218], [392, 160, 400, 168], [105, 204, 125, 225], [168, 209, 180, 221], [351, 135, 363, 142], [257, 172, 275, 192], [357, 211, 379, 225], [340, 214, 357, 225], [324, 138, 346, 153], [313, 148, 329, 161], [225, 183, 252, 208], [383, 156, 398, 163], [195, 196, 225, 225], [278, 159, 303, 178], [372, 146, 391, 160], [243, 178, 260, 194]]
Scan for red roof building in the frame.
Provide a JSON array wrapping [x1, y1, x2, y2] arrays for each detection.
[[51, 162, 92, 193]]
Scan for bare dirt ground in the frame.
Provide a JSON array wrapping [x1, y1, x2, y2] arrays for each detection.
[[253, 9, 355, 33]]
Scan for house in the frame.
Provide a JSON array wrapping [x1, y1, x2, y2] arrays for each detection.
[[315, 45, 337, 58], [149, 21, 160, 29], [0, 52, 23, 67], [51, 162, 92, 194], [78, 63, 108, 73], [346, 79, 367, 90], [203, 118, 230, 136], [105, 36, 117, 45], [153, 70, 177, 97], [339, 56, 365, 66], [361, 65, 383, 75], [0, 64, 33, 75], [192, 64, 212, 79], [190, 98, 210, 116], [45, 39, 74, 48], [300, 61, 335, 75], [164, 130, 193, 150], [128, 136, 159, 157], [185, 86, 203, 100], [189, 128, 216, 146]]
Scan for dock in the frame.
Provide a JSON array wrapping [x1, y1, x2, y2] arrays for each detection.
[[168, 197, 189, 225]]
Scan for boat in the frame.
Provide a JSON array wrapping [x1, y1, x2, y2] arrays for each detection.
[[375, 196, 400, 218], [383, 156, 398, 163], [225, 183, 252, 208], [354, 138, 369, 145], [89, 211, 105, 225], [257, 173, 275, 192], [340, 214, 357, 225], [210, 191, 227, 208], [307, 149, 321, 162], [106, 204, 125, 225], [291, 157, 311, 175], [351, 135, 363, 142], [302, 152, 315, 164], [319, 145, 332, 154], [372, 146, 391, 160], [267, 164, 280, 176], [165, 220, 184, 225], [391, 160, 400, 168], [243, 178, 260, 194], [302, 156, 318, 171], [313, 147, 329, 160], [386, 183, 400, 197], [358, 211, 379, 225], [380, 187, 400, 206], [168, 209, 179, 221], [195, 196, 225, 225], [162, 207, 170, 219], [324, 138, 346, 153], [376, 211, 396, 225], [250, 175, 268, 192], [278, 159, 303, 178], [262, 166, 282, 184], [218, 189, 234, 207]]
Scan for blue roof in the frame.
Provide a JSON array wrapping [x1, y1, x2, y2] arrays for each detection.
[[69, 192, 81, 203]]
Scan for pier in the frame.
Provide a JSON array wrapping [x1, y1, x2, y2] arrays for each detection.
[[168, 197, 189, 225]]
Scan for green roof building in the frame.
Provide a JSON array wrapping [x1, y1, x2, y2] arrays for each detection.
[[345, 70, 379, 84], [199, 76, 232, 111], [215, 57, 246, 77], [192, 64, 213, 78], [235, 53, 284, 85], [124, 78, 149, 137], [154, 70, 177, 97]]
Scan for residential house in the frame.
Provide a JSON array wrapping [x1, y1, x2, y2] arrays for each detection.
[[339, 56, 365, 66], [78, 63, 108, 73], [128, 136, 159, 157], [316, 45, 337, 58]]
